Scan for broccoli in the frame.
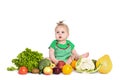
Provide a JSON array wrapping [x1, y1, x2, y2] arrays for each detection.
[[39, 58, 51, 73]]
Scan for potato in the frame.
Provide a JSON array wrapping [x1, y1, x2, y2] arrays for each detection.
[[32, 68, 40, 74]]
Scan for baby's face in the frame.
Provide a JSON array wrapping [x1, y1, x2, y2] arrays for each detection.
[[55, 26, 69, 41]]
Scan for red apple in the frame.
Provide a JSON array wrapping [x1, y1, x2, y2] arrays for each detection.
[[43, 67, 53, 75], [53, 67, 61, 74], [57, 61, 66, 69]]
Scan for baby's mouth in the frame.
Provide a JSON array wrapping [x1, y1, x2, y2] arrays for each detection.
[[59, 36, 62, 38]]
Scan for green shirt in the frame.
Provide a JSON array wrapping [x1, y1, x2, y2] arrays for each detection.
[[49, 40, 75, 62]]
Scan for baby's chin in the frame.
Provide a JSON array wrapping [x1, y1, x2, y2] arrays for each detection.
[[57, 39, 62, 41], [56, 38, 63, 41]]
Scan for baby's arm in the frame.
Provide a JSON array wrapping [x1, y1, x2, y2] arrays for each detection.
[[66, 49, 77, 64], [49, 48, 59, 64]]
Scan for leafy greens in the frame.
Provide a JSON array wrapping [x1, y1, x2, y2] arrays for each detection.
[[12, 48, 44, 72]]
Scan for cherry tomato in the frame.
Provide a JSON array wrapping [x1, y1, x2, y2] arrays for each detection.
[[18, 66, 28, 74]]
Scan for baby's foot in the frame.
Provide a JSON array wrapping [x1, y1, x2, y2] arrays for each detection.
[[82, 52, 89, 58]]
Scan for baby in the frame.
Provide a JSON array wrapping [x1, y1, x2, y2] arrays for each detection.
[[49, 21, 89, 64]]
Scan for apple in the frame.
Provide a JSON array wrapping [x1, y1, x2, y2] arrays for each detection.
[[57, 61, 66, 69], [53, 67, 61, 74], [43, 67, 53, 75]]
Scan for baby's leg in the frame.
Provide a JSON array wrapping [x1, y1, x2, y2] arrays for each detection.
[[74, 52, 89, 60], [81, 52, 89, 58]]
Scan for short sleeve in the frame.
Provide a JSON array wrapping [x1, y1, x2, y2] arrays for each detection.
[[67, 40, 75, 50], [49, 40, 57, 49]]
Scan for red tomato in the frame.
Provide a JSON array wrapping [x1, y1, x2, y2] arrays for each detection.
[[18, 66, 28, 74]]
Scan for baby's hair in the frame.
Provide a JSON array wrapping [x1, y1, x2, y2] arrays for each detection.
[[55, 21, 69, 34], [57, 21, 64, 25]]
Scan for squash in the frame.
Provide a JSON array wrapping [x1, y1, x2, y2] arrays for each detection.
[[96, 54, 112, 74]]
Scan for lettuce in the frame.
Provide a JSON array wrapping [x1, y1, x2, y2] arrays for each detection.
[[11, 48, 44, 72]]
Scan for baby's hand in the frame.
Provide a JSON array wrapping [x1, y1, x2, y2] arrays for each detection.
[[54, 60, 59, 65], [66, 58, 72, 64]]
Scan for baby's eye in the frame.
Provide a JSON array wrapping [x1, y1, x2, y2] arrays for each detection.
[[62, 31, 64, 33], [56, 31, 59, 33]]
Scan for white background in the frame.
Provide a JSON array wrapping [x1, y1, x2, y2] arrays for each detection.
[[0, 0, 120, 80]]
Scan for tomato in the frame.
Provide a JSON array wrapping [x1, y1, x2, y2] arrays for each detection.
[[18, 66, 28, 74]]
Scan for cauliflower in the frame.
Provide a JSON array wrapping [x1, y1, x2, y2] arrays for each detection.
[[76, 57, 96, 73]]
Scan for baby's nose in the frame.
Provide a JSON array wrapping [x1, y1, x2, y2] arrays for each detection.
[[58, 32, 62, 35]]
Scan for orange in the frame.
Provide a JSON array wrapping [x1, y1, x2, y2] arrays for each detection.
[[70, 60, 77, 69], [62, 64, 72, 75]]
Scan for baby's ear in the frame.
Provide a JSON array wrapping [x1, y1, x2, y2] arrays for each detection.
[[67, 33, 69, 37]]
